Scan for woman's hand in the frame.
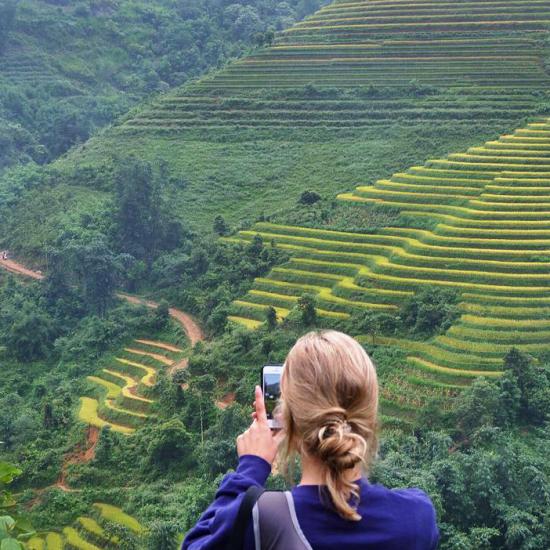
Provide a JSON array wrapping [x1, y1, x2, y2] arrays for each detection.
[[236, 385, 284, 466]]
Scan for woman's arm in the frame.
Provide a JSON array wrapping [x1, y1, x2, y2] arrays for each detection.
[[182, 386, 284, 549], [181, 454, 271, 549]]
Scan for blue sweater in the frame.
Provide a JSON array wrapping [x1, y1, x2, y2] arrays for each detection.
[[183, 455, 440, 550]]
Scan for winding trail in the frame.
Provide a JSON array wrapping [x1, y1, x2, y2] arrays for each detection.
[[0, 256, 217, 498], [0, 258, 205, 344], [56, 426, 100, 491], [116, 292, 204, 346], [0, 258, 44, 280]]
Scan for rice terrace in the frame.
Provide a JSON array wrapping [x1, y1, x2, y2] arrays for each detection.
[[0, 0, 549, 549]]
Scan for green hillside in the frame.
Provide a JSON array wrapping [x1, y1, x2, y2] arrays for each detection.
[[3, 0, 549, 255], [228, 117, 550, 421], [1, 4, 549, 547], [0, 0, 326, 172], [119, 0, 550, 132], [79, 337, 185, 434]]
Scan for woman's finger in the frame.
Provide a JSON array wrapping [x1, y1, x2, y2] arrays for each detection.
[[254, 385, 268, 425]]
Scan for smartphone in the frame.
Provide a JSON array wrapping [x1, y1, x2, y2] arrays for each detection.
[[261, 364, 283, 429]]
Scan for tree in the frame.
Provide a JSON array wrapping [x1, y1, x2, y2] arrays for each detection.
[[401, 288, 459, 336], [354, 311, 399, 344], [3, 306, 54, 361], [298, 190, 321, 205], [62, 237, 126, 317], [153, 299, 170, 330], [213, 214, 229, 236], [503, 348, 549, 424], [297, 293, 317, 326], [496, 370, 521, 427], [0, 461, 32, 549], [453, 378, 500, 436], [147, 419, 193, 470], [265, 306, 277, 329], [225, 5, 262, 40], [94, 427, 116, 465], [147, 521, 182, 550], [113, 156, 183, 270], [253, 29, 275, 47]]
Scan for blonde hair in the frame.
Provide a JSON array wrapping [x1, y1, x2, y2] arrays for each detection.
[[278, 330, 379, 521]]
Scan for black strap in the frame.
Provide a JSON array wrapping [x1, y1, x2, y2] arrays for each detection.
[[228, 485, 265, 550]]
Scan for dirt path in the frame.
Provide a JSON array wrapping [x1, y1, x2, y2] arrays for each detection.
[[55, 426, 100, 492], [0, 260, 204, 345], [215, 392, 236, 410], [0, 259, 210, 473], [1, 258, 235, 466], [26, 426, 99, 505], [0, 258, 44, 280], [116, 293, 205, 346]]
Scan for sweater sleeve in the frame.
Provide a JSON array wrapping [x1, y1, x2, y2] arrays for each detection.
[[182, 455, 272, 550], [409, 488, 440, 550]]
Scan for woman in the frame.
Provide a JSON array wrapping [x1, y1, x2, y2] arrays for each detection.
[[183, 330, 439, 549]]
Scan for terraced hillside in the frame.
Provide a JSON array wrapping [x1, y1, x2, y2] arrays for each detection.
[[228, 118, 550, 421], [79, 339, 185, 435], [119, 0, 550, 133], [26, 502, 144, 549]]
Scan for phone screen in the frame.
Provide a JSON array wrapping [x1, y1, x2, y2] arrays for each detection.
[[262, 365, 283, 426]]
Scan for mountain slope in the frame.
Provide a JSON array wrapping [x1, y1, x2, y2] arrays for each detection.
[[228, 117, 550, 420], [0, 0, 326, 172], [118, 0, 550, 133], [1, 0, 549, 262]]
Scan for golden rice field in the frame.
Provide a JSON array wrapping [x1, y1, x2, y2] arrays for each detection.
[[78, 339, 184, 435], [26, 503, 144, 549], [228, 118, 550, 423], [117, 0, 550, 134]]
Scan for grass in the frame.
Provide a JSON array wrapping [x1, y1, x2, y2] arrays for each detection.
[[23, 505, 143, 549], [62, 527, 101, 550], [45, 533, 64, 550], [76, 517, 105, 539], [78, 397, 135, 435], [77, 335, 186, 432], [93, 503, 144, 533]]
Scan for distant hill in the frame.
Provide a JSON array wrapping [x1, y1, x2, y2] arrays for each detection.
[[1, 0, 549, 256], [0, 0, 326, 172]]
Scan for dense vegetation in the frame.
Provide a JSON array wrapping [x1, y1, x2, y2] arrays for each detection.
[[1, 268, 548, 548], [0, 1, 549, 549], [0, 0, 327, 172]]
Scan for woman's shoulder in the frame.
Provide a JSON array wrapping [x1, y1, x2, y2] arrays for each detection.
[[362, 482, 439, 546], [365, 481, 436, 515]]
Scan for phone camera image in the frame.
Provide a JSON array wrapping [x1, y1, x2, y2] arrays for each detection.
[[262, 365, 283, 427], [263, 373, 281, 418]]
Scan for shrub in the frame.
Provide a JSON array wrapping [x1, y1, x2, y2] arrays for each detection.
[[298, 190, 321, 205], [401, 288, 459, 336]]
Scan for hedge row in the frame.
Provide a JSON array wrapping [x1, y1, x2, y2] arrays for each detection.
[[240, 227, 549, 273], [115, 357, 156, 387], [447, 325, 550, 343]]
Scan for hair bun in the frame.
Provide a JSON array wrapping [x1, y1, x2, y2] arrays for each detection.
[[317, 419, 366, 471]]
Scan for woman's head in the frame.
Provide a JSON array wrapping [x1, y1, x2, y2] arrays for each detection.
[[278, 330, 379, 521]]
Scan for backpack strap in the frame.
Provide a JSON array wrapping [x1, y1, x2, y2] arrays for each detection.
[[252, 491, 313, 550], [230, 485, 265, 550]]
